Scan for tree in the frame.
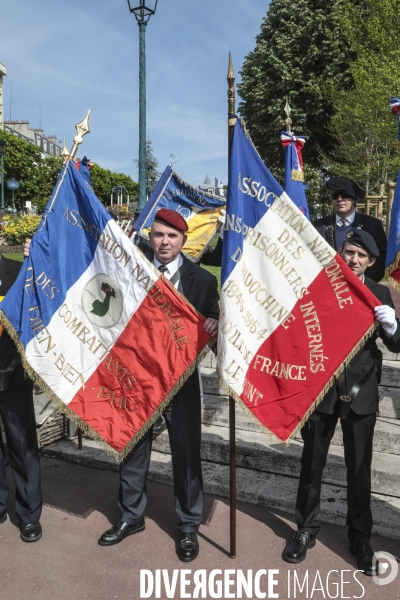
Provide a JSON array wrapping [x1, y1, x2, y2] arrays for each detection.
[[0, 129, 138, 212], [0, 129, 63, 213], [326, 0, 400, 194], [90, 164, 138, 206], [237, 0, 356, 172], [133, 138, 161, 197]]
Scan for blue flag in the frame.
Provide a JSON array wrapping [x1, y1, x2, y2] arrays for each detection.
[[1, 160, 112, 351], [281, 131, 310, 220], [221, 121, 284, 284], [385, 170, 400, 290], [133, 165, 226, 261]]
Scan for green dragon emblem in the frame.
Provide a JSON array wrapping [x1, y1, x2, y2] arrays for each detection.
[[91, 282, 116, 317]]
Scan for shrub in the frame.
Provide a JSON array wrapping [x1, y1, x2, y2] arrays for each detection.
[[2, 215, 42, 245]]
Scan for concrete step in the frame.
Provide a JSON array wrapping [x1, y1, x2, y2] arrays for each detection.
[[41, 439, 400, 541], [378, 387, 400, 419], [152, 422, 400, 498], [202, 394, 400, 455], [376, 338, 400, 361], [380, 361, 400, 388]]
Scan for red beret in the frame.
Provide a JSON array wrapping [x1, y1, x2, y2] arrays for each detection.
[[153, 208, 188, 232]]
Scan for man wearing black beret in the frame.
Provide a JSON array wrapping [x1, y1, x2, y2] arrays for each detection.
[[283, 229, 400, 576], [313, 177, 387, 282]]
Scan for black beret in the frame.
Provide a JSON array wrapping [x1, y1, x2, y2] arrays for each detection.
[[325, 177, 365, 201], [344, 229, 380, 257]]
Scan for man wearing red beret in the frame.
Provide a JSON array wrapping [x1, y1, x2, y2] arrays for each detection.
[[98, 208, 219, 562]]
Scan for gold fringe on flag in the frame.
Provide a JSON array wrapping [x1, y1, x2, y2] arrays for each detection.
[[385, 250, 400, 293], [217, 321, 378, 446], [0, 272, 217, 463]]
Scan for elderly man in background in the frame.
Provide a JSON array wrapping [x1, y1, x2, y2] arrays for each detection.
[[313, 177, 387, 282]]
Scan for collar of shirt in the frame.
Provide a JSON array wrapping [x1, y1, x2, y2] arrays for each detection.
[[335, 211, 356, 226], [153, 253, 183, 287]]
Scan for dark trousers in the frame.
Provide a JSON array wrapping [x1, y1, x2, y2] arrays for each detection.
[[295, 410, 376, 542], [0, 384, 42, 523], [119, 394, 203, 532]]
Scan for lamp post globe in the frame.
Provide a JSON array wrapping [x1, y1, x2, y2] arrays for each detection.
[[0, 139, 7, 212], [127, 0, 158, 21], [127, 0, 158, 217]]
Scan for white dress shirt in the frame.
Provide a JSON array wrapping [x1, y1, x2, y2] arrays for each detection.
[[153, 253, 184, 290], [335, 211, 356, 227]]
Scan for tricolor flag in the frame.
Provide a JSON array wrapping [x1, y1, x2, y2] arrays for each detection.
[[218, 120, 380, 443], [390, 97, 400, 150], [0, 161, 213, 461], [385, 170, 400, 291], [281, 131, 310, 220], [134, 166, 226, 262]]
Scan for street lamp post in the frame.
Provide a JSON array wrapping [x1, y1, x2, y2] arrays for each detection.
[[0, 140, 7, 212], [127, 0, 158, 216]]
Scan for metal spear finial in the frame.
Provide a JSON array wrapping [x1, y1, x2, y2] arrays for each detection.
[[67, 109, 92, 161], [284, 97, 292, 133], [227, 52, 236, 119], [61, 137, 69, 161]]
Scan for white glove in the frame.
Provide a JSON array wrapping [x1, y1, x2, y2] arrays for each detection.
[[218, 209, 226, 239], [374, 305, 397, 336]]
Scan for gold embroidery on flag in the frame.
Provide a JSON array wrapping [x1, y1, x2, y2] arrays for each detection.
[[291, 170, 304, 182]]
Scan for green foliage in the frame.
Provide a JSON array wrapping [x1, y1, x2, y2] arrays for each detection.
[[327, 0, 400, 193], [90, 164, 138, 206], [133, 138, 161, 196], [238, 0, 355, 171], [0, 129, 63, 213], [0, 129, 139, 213], [2, 215, 42, 245]]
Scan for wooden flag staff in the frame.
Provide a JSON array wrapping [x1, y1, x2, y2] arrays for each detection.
[[227, 52, 237, 559]]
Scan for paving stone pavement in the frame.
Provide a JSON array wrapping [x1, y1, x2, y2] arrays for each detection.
[[0, 457, 399, 600]]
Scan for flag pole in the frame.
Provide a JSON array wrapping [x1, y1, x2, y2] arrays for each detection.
[[61, 109, 92, 447], [227, 51, 237, 559]]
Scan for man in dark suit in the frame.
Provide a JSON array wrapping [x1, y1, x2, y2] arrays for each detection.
[[0, 255, 42, 542], [98, 209, 219, 562], [313, 177, 387, 281], [283, 230, 400, 576]]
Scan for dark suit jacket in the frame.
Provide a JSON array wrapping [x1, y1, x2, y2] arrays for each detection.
[[318, 278, 400, 415], [140, 248, 220, 397], [0, 256, 31, 389], [313, 212, 387, 282], [199, 238, 223, 267]]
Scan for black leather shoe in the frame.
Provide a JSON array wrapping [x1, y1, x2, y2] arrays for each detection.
[[349, 540, 379, 576], [283, 530, 316, 563], [98, 518, 145, 546], [153, 415, 167, 437], [177, 532, 199, 562], [20, 522, 42, 542], [0, 513, 7, 524]]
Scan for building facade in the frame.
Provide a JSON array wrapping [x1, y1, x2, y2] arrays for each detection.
[[3, 120, 63, 158]]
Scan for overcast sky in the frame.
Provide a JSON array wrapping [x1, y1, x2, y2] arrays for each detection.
[[0, 0, 269, 187]]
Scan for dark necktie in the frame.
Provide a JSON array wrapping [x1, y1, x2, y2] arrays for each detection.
[[338, 218, 348, 228], [158, 264, 168, 274]]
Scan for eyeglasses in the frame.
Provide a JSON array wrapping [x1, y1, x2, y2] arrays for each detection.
[[331, 190, 353, 200]]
